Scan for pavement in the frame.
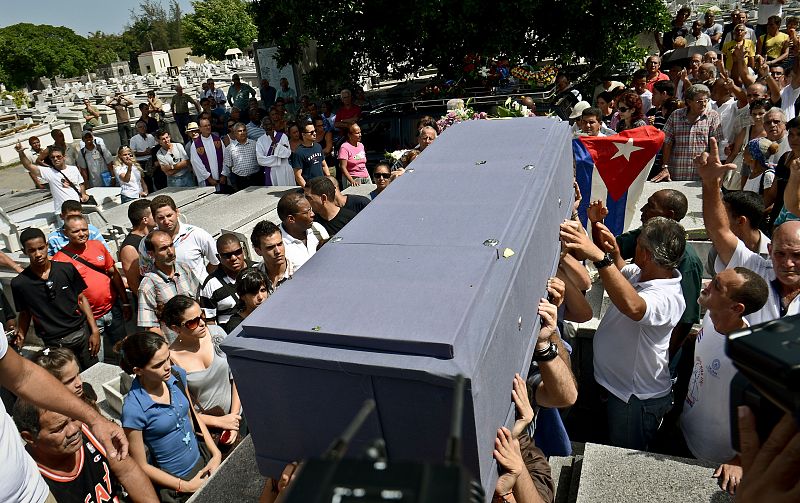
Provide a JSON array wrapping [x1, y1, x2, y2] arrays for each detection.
[[0, 164, 41, 192]]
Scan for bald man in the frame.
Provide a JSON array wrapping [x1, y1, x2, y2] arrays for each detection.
[[698, 137, 800, 324]]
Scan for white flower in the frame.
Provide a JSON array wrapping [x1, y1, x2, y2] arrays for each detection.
[[479, 67, 490, 78]]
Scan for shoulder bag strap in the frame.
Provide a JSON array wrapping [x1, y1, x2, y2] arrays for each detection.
[[54, 166, 83, 199], [62, 248, 110, 276]]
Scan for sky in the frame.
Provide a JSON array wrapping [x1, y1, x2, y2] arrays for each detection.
[[0, 0, 196, 36]]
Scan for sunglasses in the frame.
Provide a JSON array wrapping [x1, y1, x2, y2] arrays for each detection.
[[181, 313, 206, 330], [45, 280, 56, 301], [617, 106, 629, 113], [220, 248, 244, 260], [374, 173, 391, 180]]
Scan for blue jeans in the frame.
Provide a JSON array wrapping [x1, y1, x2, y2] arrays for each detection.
[[167, 169, 197, 187], [606, 389, 673, 451], [96, 302, 127, 364]]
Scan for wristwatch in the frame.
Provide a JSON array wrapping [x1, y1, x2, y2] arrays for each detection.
[[532, 340, 558, 362], [593, 252, 614, 270]]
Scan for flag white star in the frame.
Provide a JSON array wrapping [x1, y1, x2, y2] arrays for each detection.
[[610, 137, 644, 161]]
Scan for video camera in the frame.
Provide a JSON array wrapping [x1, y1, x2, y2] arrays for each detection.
[[726, 314, 800, 449]]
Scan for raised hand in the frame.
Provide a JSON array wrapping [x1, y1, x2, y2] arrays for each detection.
[[510, 373, 534, 439], [586, 200, 608, 223], [695, 137, 736, 183]]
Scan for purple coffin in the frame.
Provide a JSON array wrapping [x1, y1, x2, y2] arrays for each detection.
[[222, 118, 575, 497]]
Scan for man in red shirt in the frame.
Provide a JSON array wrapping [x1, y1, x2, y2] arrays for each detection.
[[334, 88, 362, 139], [644, 55, 670, 93], [53, 215, 130, 363]]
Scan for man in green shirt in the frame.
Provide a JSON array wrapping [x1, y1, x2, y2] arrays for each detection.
[[81, 99, 100, 131], [227, 74, 256, 122]]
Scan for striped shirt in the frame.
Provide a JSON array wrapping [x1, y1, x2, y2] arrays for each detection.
[[223, 138, 260, 177], [138, 262, 199, 340], [663, 107, 722, 181]]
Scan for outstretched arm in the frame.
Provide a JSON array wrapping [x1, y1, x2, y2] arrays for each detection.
[[696, 137, 740, 265], [532, 298, 577, 408], [14, 143, 42, 179]]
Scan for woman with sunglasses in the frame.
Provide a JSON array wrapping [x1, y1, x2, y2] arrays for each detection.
[[614, 90, 647, 133], [370, 161, 394, 199], [118, 331, 221, 501], [162, 295, 244, 450], [114, 146, 148, 203], [224, 268, 270, 333]]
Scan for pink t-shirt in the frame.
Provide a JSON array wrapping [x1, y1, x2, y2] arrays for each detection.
[[338, 142, 369, 178]]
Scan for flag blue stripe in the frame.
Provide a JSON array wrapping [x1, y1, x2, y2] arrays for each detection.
[[573, 139, 593, 231], [605, 190, 627, 237]]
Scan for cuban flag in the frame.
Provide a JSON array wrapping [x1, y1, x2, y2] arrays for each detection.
[[573, 126, 665, 237]]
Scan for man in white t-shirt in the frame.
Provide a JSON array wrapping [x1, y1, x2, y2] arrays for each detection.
[[276, 191, 329, 269], [560, 216, 686, 451], [680, 267, 768, 496], [136, 195, 219, 283], [16, 143, 88, 216], [699, 137, 800, 325], [0, 323, 129, 502]]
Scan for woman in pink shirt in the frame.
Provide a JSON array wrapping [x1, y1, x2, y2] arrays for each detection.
[[339, 123, 370, 188]]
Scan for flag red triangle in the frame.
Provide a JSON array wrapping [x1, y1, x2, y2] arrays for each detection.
[[579, 126, 665, 200]]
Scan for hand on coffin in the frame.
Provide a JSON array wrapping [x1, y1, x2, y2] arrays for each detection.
[[511, 373, 534, 439], [546, 277, 565, 307], [494, 427, 525, 496], [592, 222, 619, 256]]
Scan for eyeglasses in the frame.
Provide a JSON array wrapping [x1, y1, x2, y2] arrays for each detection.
[[45, 280, 56, 301], [220, 248, 244, 260], [374, 173, 392, 180], [771, 72, 785, 77], [617, 106, 629, 113], [181, 313, 206, 330], [303, 130, 316, 135]]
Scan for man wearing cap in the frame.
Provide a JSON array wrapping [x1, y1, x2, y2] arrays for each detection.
[[170, 85, 201, 143], [75, 131, 114, 188], [569, 101, 591, 130], [81, 99, 100, 131], [156, 129, 195, 187]]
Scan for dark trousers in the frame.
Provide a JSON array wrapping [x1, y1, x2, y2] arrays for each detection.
[[175, 112, 191, 143], [234, 170, 265, 190], [46, 325, 98, 371], [117, 124, 134, 147]]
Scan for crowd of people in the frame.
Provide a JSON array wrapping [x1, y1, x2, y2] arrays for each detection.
[[1, 5, 800, 502]]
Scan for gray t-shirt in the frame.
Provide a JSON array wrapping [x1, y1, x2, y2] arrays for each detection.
[[185, 325, 234, 414]]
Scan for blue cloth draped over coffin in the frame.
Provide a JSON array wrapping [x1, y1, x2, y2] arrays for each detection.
[[221, 117, 575, 498]]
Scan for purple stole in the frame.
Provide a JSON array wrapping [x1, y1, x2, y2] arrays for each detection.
[[193, 133, 224, 181], [263, 131, 284, 187]]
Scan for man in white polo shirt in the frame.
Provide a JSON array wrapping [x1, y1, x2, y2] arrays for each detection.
[[276, 191, 329, 269], [137, 195, 218, 283], [560, 216, 686, 450], [16, 143, 88, 219]]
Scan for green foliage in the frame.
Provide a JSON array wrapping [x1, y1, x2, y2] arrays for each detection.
[[252, 0, 669, 93], [182, 0, 257, 59], [8, 89, 29, 108], [0, 24, 95, 88]]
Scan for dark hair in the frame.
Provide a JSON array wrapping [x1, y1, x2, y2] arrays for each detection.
[[49, 145, 65, 156], [115, 331, 168, 374], [20, 227, 46, 249], [236, 268, 268, 297], [582, 107, 602, 120], [723, 190, 765, 228], [653, 80, 675, 97], [156, 129, 170, 140], [750, 98, 772, 113], [61, 199, 82, 215], [596, 91, 614, 105], [277, 191, 307, 221], [306, 176, 336, 201], [200, 97, 211, 106], [128, 198, 152, 226], [632, 69, 648, 81], [160, 295, 198, 328], [731, 267, 769, 316], [662, 97, 683, 118], [786, 116, 800, 130], [150, 194, 177, 216], [374, 161, 392, 173], [12, 399, 42, 437], [143, 230, 170, 252], [657, 189, 689, 221], [216, 232, 241, 252], [250, 220, 281, 249], [31, 348, 79, 379]]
